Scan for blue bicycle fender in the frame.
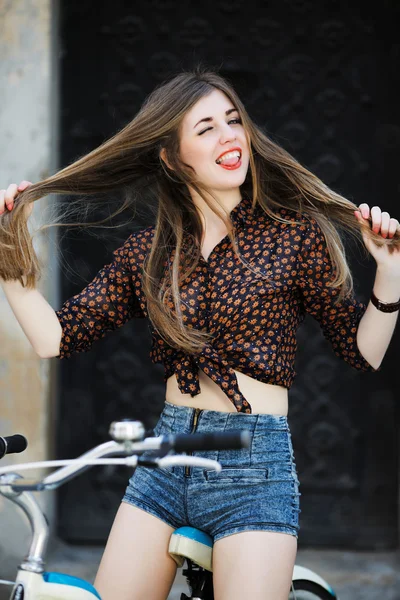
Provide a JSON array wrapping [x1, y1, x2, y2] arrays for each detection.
[[43, 573, 101, 598]]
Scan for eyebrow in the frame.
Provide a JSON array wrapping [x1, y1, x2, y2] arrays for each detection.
[[193, 108, 239, 129]]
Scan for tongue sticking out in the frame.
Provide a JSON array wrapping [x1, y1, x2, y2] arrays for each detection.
[[219, 156, 240, 166]]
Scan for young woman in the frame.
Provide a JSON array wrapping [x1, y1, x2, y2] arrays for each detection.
[[1, 67, 399, 600]]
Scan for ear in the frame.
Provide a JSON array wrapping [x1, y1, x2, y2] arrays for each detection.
[[160, 148, 173, 171]]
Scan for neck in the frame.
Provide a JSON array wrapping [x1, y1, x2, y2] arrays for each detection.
[[189, 187, 242, 230]]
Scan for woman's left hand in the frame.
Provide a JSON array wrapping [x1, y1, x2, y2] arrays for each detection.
[[354, 204, 400, 276]]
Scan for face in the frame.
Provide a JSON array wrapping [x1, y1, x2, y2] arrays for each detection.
[[177, 89, 250, 193]]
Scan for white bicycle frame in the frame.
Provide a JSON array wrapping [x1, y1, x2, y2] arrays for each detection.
[[0, 421, 225, 600], [0, 421, 337, 600]]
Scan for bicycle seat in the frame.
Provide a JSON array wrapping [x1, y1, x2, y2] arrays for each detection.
[[169, 526, 213, 572], [43, 572, 101, 598]]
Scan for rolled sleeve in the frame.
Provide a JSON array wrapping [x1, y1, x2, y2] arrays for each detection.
[[297, 217, 380, 373]]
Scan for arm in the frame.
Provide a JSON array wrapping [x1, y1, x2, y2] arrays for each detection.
[[297, 217, 380, 372], [0, 277, 62, 358], [1, 183, 151, 359], [55, 230, 149, 359], [1, 229, 150, 360], [354, 204, 400, 369], [356, 268, 400, 369]]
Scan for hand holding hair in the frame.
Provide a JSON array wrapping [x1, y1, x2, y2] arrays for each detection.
[[0, 181, 33, 217], [354, 203, 400, 277]]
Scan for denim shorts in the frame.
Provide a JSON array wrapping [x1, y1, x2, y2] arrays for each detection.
[[122, 401, 301, 542]]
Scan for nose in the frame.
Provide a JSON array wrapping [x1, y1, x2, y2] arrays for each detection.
[[219, 122, 236, 144]]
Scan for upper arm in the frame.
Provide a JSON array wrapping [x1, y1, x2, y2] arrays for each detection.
[[55, 228, 152, 359]]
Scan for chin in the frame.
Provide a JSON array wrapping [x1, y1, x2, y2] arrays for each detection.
[[204, 170, 248, 190], [216, 174, 248, 190]]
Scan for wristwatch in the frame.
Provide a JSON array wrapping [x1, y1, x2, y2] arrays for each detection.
[[371, 290, 400, 313]]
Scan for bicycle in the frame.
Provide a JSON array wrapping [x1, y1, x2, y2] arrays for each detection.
[[0, 422, 338, 599]]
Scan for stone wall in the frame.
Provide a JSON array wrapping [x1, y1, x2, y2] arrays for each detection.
[[0, 0, 59, 584]]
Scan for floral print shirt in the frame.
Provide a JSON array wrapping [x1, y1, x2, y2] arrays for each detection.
[[55, 196, 378, 413]]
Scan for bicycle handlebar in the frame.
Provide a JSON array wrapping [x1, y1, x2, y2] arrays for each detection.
[[0, 429, 251, 491], [0, 435, 28, 459], [0, 429, 249, 460], [163, 430, 250, 452], [0, 423, 252, 576]]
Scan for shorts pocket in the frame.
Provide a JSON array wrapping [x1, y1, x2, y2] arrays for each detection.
[[204, 467, 268, 483]]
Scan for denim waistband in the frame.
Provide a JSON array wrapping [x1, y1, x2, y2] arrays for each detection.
[[161, 400, 289, 434]]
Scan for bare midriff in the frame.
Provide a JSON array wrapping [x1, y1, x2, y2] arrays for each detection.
[[165, 369, 288, 416]]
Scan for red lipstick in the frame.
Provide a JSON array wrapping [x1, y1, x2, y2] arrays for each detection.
[[216, 146, 242, 162]]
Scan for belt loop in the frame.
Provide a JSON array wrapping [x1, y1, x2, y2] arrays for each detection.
[[250, 414, 257, 461]]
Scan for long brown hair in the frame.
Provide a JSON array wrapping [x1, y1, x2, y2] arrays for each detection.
[[0, 65, 397, 354]]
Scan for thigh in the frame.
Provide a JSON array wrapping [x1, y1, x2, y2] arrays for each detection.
[[213, 530, 297, 600], [94, 502, 177, 600]]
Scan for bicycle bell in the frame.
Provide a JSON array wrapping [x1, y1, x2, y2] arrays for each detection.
[[109, 420, 146, 442]]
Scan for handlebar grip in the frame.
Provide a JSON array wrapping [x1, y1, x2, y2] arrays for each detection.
[[0, 434, 28, 459], [170, 430, 251, 453]]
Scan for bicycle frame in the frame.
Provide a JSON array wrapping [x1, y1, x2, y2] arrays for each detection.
[[0, 421, 338, 600], [0, 421, 226, 600]]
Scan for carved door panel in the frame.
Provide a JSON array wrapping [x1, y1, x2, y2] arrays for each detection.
[[58, 1, 399, 547]]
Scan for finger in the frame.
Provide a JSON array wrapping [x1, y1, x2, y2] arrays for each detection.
[[4, 183, 18, 211], [379, 212, 391, 238], [388, 218, 399, 238], [358, 203, 370, 219], [0, 189, 5, 215], [354, 210, 366, 223], [370, 206, 382, 234], [17, 180, 33, 191]]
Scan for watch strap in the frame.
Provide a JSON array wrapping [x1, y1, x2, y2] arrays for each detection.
[[371, 290, 400, 313]]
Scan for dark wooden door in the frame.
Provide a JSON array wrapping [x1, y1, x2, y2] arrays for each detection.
[[58, 0, 399, 548]]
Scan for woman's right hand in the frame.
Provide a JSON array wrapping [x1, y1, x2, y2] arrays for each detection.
[[0, 181, 33, 217]]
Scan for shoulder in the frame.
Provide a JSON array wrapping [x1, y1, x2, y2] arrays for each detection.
[[260, 207, 329, 261], [127, 224, 155, 246], [271, 207, 324, 240], [119, 224, 155, 250], [112, 225, 155, 265], [268, 206, 314, 228], [260, 206, 321, 238]]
